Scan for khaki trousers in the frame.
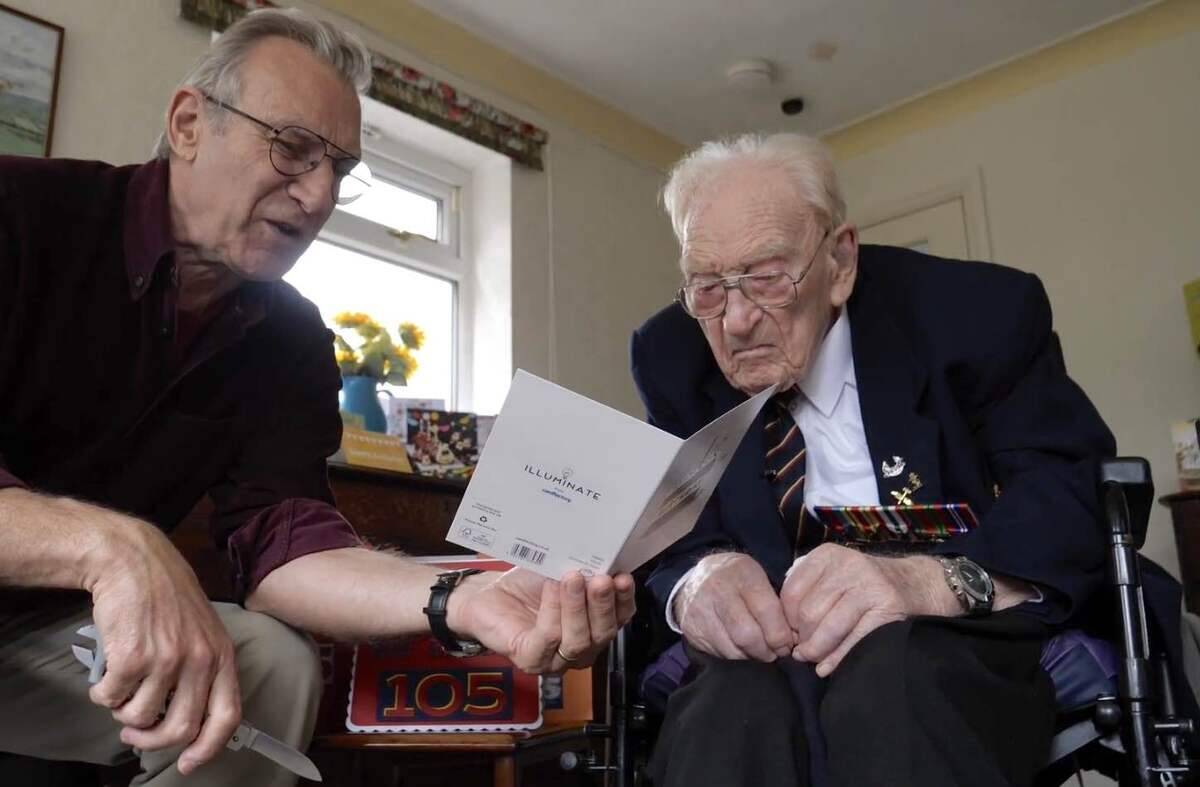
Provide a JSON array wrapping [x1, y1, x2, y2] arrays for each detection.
[[0, 601, 322, 786]]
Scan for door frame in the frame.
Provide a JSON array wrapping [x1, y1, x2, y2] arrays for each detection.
[[855, 167, 994, 261]]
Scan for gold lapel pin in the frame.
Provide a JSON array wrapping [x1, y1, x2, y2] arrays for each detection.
[[890, 472, 923, 506]]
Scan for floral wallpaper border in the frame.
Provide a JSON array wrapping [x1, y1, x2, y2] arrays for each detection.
[[180, 0, 548, 170]]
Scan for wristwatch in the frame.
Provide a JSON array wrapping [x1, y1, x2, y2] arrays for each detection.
[[936, 556, 994, 615], [423, 569, 487, 657]]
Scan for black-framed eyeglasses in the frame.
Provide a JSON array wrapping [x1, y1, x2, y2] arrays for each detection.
[[677, 230, 831, 320], [203, 94, 372, 205]]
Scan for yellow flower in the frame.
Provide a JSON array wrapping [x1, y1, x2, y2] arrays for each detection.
[[394, 346, 418, 380], [334, 311, 371, 328], [330, 312, 423, 382], [357, 318, 384, 340], [399, 322, 425, 350]]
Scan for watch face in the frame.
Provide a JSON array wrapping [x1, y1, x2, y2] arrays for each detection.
[[958, 561, 991, 598]]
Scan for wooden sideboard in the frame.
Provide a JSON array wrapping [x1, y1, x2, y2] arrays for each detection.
[[1162, 489, 1200, 614]]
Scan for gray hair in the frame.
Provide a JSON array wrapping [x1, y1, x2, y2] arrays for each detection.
[[661, 132, 848, 245], [153, 7, 372, 158]]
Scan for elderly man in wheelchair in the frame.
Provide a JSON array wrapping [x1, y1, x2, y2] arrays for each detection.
[[619, 132, 1197, 787]]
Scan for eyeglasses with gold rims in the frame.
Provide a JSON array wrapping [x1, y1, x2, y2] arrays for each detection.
[[203, 94, 372, 205], [677, 230, 830, 320]]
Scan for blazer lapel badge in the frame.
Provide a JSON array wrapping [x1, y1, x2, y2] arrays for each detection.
[[889, 471, 923, 506], [881, 455, 906, 478]]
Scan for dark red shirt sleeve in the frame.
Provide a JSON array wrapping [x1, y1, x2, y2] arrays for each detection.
[[224, 497, 360, 599], [208, 310, 362, 602]]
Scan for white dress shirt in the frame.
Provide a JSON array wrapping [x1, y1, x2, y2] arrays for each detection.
[[665, 310, 878, 632]]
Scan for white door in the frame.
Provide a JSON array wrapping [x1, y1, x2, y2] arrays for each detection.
[[858, 196, 971, 259]]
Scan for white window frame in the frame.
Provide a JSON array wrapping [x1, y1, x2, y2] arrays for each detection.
[[316, 137, 474, 409], [356, 143, 463, 254]]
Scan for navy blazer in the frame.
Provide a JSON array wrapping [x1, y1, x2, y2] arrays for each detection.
[[632, 245, 1122, 627]]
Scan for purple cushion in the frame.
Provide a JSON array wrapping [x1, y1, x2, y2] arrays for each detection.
[[1039, 629, 1119, 711], [640, 641, 690, 713]]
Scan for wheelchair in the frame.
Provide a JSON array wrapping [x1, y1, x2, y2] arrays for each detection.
[[584, 458, 1196, 787]]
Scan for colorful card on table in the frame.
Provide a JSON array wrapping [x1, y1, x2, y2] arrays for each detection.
[[405, 409, 478, 480], [1173, 419, 1200, 490], [384, 397, 446, 440], [334, 426, 413, 474]]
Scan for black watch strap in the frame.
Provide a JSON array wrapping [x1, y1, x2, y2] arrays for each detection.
[[424, 569, 486, 657]]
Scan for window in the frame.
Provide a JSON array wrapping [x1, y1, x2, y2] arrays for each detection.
[[337, 176, 439, 241], [285, 239, 456, 404], [285, 95, 513, 415], [284, 127, 469, 408]]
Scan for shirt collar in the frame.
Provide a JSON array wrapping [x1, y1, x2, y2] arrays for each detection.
[[120, 159, 276, 323], [122, 158, 175, 301], [797, 307, 855, 418]]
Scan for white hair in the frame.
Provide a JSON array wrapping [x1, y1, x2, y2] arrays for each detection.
[[152, 7, 372, 158], [661, 132, 848, 245]]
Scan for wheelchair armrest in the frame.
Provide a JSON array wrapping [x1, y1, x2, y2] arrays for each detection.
[[1099, 457, 1153, 549]]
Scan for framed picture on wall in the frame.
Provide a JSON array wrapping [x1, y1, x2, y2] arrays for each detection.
[[0, 4, 64, 157]]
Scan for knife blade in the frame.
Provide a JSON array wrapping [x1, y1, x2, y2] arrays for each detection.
[[229, 722, 323, 782]]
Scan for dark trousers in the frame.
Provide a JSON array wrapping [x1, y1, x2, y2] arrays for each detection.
[[650, 611, 1056, 787]]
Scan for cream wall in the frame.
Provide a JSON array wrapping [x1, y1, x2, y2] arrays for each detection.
[[832, 15, 1200, 577], [7, 0, 211, 162], [12, 0, 683, 417]]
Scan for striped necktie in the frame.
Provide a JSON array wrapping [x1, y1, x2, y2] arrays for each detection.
[[764, 391, 808, 553]]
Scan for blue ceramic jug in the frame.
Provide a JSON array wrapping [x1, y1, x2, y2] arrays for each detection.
[[340, 375, 388, 433]]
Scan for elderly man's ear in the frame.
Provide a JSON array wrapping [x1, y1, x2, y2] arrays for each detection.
[[829, 224, 859, 308], [165, 88, 205, 163]]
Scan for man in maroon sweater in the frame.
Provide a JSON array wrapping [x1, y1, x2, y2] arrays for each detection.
[[0, 9, 632, 785]]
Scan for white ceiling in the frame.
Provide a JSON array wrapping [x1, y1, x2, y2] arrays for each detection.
[[411, 0, 1156, 144]]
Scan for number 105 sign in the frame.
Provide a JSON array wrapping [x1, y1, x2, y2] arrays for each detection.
[[347, 638, 543, 732]]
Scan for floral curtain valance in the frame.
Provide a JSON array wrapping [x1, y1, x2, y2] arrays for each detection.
[[180, 0, 548, 170]]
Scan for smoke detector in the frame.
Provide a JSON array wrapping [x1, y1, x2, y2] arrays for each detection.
[[725, 58, 776, 91]]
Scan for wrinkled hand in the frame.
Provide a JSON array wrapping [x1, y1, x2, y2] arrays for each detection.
[[781, 543, 947, 677], [450, 569, 636, 672], [675, 552, 795, 662], [85, 508, 239, 775]]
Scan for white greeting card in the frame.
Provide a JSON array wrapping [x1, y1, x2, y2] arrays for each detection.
[[445, 370, 774, 578]]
